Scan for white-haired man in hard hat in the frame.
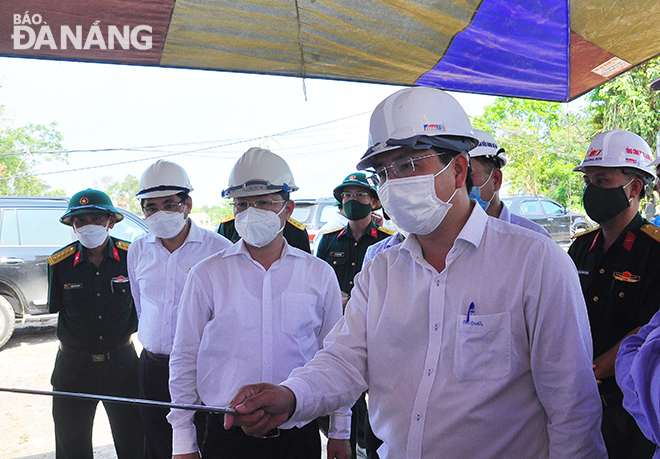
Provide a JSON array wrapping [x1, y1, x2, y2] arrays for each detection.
[[225, 88, 606, 458], [167, 148, 351, 459], [568, 130, 660, 459], [126, 160, 232, 459]]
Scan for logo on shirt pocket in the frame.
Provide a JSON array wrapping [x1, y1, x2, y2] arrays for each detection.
[[454, 311, 511, 381]]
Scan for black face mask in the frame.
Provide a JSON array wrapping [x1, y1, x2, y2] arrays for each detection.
[[582, 181, 632, 223], [343, 199, 373, 221]]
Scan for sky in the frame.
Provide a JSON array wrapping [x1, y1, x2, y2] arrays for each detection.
[[0, 56, 496, 207]]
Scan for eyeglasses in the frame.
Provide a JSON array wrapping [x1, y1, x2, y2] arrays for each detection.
[[142, 201, 184, 217], [369, 151, 447, 183], [232, 199, 287, 212], [340, 191, 371, 202]]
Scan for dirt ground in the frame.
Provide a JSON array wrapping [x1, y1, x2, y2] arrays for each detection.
[[1, 317, 120, 459], [0, 318, 330, 459]]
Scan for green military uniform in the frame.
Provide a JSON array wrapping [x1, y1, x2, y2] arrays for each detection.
[[568, 213, 660, 458], [48, 188, 144, 459], [317, 222, 393, 294], [218, 216, 311, 253]]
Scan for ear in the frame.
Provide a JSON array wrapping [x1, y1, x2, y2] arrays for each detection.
[[452, 153, 470, 189], [184, 196, 193, 217], [284, 200, 295, 220], [492, 168, 503, 192], [108, 214, 117, 230], [629, 177, 644, 200]]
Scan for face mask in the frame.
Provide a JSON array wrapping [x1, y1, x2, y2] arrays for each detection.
[[235, 205, 286, 248], [469, 169, 495, 211], [74, 223, 109, 249], [377, 157, 458, 235], [343, 199, 373, 221], [146, 209, 187, 239], [582, 179, 633, 224]]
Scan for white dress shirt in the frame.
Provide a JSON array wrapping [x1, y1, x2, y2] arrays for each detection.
[[168, 240, 351, 454], [127, 220, 232, 355], [282, 204, 606, 459]]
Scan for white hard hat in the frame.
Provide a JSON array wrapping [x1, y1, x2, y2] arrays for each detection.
[[357, 87, 479, 170], [222, 147, 298, 198], [470, 129, 508, 167], [574, 130, 655, 184], [136, 160, 193, 199]]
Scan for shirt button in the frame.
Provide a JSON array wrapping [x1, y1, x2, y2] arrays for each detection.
[[96, 293, 101, 297], [99, 336, 103, 340], [264, 360, 270, 364], [350, 281, 353, 285], [427, 368, 433, 376], [599, 269, 605, 274], [96, 272, 100, 276], [436, 280, 440, 287], [619, 292, 625, 298], [264, 330, 269, 335], [98, 315, 102, 319], [351, 262, 356, 266], [593, 296, 599, 302], [416, 413, 421, 421], [333, 261, 337, 265]]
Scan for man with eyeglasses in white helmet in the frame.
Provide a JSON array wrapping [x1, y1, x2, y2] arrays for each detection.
[[167, 148, 351, 459], [127, 160, 232, 459], [224, 88, 606, 459], [568, 130, 660, 458]]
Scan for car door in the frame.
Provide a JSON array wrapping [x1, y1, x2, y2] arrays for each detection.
[[517, 198, 556, 238]]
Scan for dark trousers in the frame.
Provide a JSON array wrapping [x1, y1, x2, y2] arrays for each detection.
[[51, 343, 145, 459], [602, 403, 656, 459], [138, 349, 206, 459], [202, 413, 321, 459]]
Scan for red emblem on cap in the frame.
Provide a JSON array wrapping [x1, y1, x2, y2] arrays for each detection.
[[80, 197, 89, 205], [349, 175, 356, 180]]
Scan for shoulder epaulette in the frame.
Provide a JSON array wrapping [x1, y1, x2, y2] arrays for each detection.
[[47, 246, 76, 266], [571, 226, 600, 240], [220, 215, 234, 224], [378, 227, 396, 236], [641, 224, 660, 242], [115, 240, 130, 251], [287, 217, 307, 231], [323, 226, 344, 235]]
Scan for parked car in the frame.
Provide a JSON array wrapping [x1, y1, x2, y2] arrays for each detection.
[[0, 196, 148, 349], [291, 197, 339, 250], [500, 194, 593, 245]]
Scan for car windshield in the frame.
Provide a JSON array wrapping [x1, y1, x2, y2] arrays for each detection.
[[291, 204, 314, 223]]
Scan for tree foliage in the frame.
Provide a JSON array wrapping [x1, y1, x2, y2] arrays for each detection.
[[0, 106, 67, 196], [587, 57, 660, 149], [474, 98, 595, 210], [95, 174, 142, 215]]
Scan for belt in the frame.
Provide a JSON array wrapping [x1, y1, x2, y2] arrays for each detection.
[[59, 337, 132, 363], [145, 349, 170, 366]]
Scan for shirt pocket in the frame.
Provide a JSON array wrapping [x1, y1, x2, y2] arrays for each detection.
[[454, 311, 511, 381], [280, 293, 322, 345]]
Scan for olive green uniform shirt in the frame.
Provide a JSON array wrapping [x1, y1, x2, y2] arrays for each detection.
[[316, 221, 393, 294], [47, 238, 137, 353]]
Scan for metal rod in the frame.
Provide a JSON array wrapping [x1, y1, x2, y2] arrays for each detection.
[[0, 387, 236, 414]]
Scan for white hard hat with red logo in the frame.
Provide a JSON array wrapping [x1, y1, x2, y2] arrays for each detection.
[[223, 147, 298, 198], [574, 130, 655, 184], [357, 87, 479, 170], [470, 129, 508, 167]]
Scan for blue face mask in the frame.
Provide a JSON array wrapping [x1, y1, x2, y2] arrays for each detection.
[[469, 169, 495, 212]]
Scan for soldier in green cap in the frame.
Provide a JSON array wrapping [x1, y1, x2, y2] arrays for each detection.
[[47, 188, 144, 459], [316, 173, 393, 459]]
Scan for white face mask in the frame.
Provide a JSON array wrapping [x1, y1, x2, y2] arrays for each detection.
[[235, 205, 286, 248], [74, 223, 109, 249], [377, 157, 458, 235], [146, 210, 187, 239]]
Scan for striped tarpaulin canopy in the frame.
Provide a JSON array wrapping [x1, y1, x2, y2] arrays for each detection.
[[1, 0, 658, 101]]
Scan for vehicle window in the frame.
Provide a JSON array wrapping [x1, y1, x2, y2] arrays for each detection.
[[110, 217, 148, 242], [0, 209, 19, 245], [18, 209, 73, 246], [540, 200, 564, 215], [291, 205, 313, 224], [519, 200, 543, 215], [319, 204, 338, 225]]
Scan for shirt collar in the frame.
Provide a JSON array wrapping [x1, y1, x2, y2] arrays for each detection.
[[399, 203, 486, 259], [338, 221, 380, 240], [75, 236, 119, 264], [224, 237, 305, 261], [498, 203, 511, 222]]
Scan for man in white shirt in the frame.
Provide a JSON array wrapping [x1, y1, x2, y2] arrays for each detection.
[[127, 160, 232, 459], [167, 147, 351, 459], [225, 88, 607, 459]]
